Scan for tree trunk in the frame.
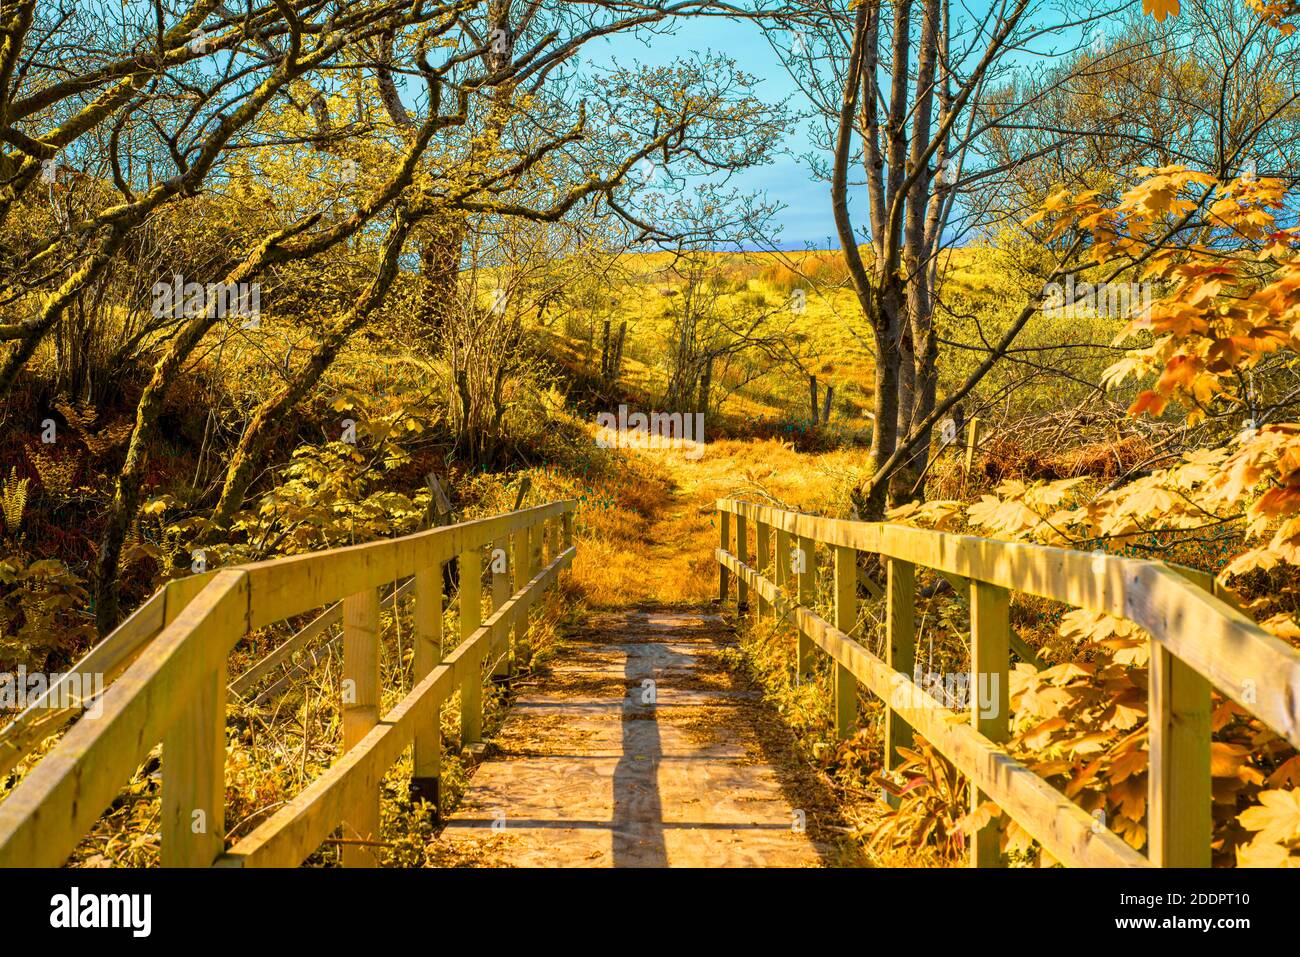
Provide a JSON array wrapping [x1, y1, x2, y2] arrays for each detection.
[[600, 318, 612, 382], [611, 322, 626, 381], [417, 214, 465, 334], [863, 278, 903, 520], [894, 0, 941, 505], [417, 3, 516, 338], [697, 354, 713, 415], [455, 367, 473, 457], [897, 323, 916, 439], [205, 212, 414, 539], [95, 308, 227, 632]]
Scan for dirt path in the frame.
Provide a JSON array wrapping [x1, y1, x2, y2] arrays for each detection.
[[441, 605, 839, 867], [437, 443, 861, 866]]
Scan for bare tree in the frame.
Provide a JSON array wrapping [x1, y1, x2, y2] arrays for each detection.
[[764, 0, 1135, 515]]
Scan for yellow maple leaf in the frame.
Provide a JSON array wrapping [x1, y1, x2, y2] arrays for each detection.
[[1239, 788, 1300, 844], [1237, 837, 1298, 867], [1142, 0, 1180, 22]]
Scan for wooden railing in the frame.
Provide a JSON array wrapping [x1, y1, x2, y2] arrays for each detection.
[[0, 500, 576, 867], [715, 498, 1300, 868]]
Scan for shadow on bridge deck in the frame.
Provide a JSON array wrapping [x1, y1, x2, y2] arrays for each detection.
[[439, 605, 842, 867]]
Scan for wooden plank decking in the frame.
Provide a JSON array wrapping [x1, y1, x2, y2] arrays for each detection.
[[441, 606, 833, 867]]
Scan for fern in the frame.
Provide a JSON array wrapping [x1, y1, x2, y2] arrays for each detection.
[[0, 467, 29, 536], [55, 399, 132, 458], [31, 449, 76, 496]]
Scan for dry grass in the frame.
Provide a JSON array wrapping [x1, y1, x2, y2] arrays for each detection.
[[562, 432, 874, 607]]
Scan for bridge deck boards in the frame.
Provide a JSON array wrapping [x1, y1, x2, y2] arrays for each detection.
[[439, 605, 833, 867]]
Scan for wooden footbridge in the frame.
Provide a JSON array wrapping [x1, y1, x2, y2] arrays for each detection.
[[1, 497, 1299, 867]]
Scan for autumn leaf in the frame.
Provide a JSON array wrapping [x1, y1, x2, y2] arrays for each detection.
[[1238, 788, 1300, 844], [1210, 742, 1252, 778], [1128, 389, 1168, 417], [1108, 747, 1148, 783], [1267, 755, 1300, 789], [1142, 0, 1180, 22], [954, 800, 1001, 836]]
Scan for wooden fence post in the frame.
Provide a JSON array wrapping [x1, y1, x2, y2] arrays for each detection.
[[1148, 645, 1212, 866], [735, 513, 749, 611], [161, 579, 229, 868], [718, 510, 730, 602], [459, 546, 483, 748], [161, 664, 226, 866], [512, 527, 530, 654], [530, 520, 544, 574], [969, 580, 1009, 867], [775, 527, 792, 628], [562, 509, 574, 550], [964, 418, 981, 475], [341, 586, 381, 867], [491, 537, 511, 677], [411, 563, 443, 807], [832, 546, 858, 740], [796, 536, 816, 680], [885, 558, 915, 772], [756, 520, 771, 620]]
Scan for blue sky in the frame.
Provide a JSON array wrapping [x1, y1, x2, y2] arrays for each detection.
[[585, 18, 831, 250], [579, 5, 1117, 251]]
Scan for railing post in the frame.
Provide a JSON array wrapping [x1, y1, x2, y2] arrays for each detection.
[[530, 519, 544, 575], [735, 513, 749, 612], [964, 417, 981, 475], [756, 520, 771, 620], [718, 509, 730, 602], [491, 536, 511, 677], [459, 545, 483, 747], [411, 563, 443, 807], [1148, 644, 1212, 866], [161, 664, 226, 866], [775, 527, 792, 627], [885, 558, 915, 771], [969, 580, 1010, 867], [796, 535, 816, 680], [832, 545, 858, 740], [562, 509, 574, 550], [161, 579, 228, 868], [341, 586, 381, 867], [512, 526, 530, 654]]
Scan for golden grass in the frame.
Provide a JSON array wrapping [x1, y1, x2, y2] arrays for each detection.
[[561, 430, 875, 607], [525, 244, 1012, 430]]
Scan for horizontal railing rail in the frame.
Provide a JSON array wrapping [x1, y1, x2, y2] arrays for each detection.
[[229, 576, 415, 703], [0, 573, 215, 777], [715, 498, 1300, 868], [0, 500, 576, 867]]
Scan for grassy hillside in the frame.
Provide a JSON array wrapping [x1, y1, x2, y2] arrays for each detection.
[[516, 245, 1020, 438]]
